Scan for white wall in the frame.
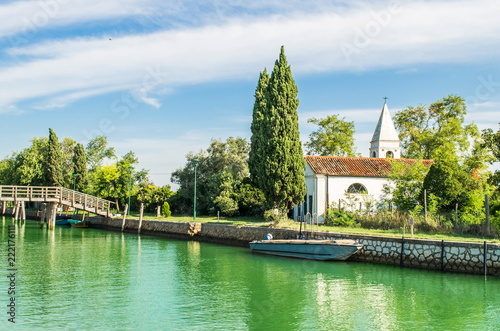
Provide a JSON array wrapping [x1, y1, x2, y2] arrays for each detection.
[[293, 171, 391, 224]]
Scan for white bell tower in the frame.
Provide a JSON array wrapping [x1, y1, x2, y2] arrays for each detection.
[[369, 99, 401, 159]]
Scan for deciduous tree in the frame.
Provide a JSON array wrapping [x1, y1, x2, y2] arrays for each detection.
[[305, 114, 359, 156]]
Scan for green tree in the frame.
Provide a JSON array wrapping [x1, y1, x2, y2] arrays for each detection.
[[45, 128, 64, 187], [394, 95, 479, 160], [385, 161, 430, 211], [73, 143, 89, 192], [249, 69, 269, 185], [305, 114, 359, 156], [4, 137, 48, 186], [86, 135, 116, 173], [61, 137, 76, 187], [171, 137, 261, 215], [482, 123, 500, 193], [251, 46, 306, 212]]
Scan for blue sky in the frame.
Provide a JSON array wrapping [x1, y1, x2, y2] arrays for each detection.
[[0, 0, 499, 188]]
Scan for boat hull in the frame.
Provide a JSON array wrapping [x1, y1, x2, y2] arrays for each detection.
[[249, 240, 362, 261]]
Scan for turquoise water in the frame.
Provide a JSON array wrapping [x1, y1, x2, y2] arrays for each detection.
[[1, 217, 499, 330]]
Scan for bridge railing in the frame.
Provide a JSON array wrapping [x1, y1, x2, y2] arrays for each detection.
[[0, 185, 114, 215]]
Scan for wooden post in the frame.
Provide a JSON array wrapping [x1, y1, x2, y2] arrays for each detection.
[[121, 204, 128, 231], [390, 202, 393, 217], [485, 194, 490, 236], [12, 201, 17, 216], [441, 240, 445, 272], [50, 202, 57, 228], [14, 202, 20, 220], [424, 189, 427, 222], [1, 201, 5, 215], [338, 199, 341, 212], [156, 205, 161, 218], [484, 241, 488, 276], [82, 211, 86, 222], [21, 201, 26, 221], [138, 203, 144, 234]]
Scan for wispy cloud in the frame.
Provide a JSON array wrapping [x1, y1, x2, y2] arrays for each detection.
[[1, 0, 499, 112]]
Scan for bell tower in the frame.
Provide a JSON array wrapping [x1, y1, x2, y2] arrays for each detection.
[[369, 99, 401, 159]]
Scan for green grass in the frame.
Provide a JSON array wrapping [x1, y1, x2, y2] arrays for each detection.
[[107, 211, 500, 244], [115, 212, 272, 227], [277, 222, 500, 243]]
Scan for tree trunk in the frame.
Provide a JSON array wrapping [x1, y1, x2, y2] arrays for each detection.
[[115, 198, 120, 213]]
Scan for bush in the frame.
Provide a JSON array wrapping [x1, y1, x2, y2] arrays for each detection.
[[264, 209, 287, 227], [162, 201, 171, 217], [325, 210, 357, 227]]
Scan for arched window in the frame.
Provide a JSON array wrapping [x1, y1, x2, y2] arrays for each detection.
[[347, 183, 368, 194], [386, 151, 394, 158], [371, 151, 376, 158]]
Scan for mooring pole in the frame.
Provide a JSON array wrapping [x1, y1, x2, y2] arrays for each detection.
[[121, 204, 128, 232], [484, 241, 488, 276], [138, 203, 144, 235], [400, 227, 405, 267], [441, 240, 445, 272]]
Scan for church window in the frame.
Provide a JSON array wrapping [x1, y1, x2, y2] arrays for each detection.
[[372, 151, 376, 157], [386, 151, 393, 158], [347, 183, 367, 194]]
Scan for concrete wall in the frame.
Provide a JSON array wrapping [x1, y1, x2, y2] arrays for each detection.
[[90, 217, 500, 276]]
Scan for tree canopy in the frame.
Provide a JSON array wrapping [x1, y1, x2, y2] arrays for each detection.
[[305, 114, 358, 156], [249, 46, 306, 212], [393, 95, 478, 160], [45, 128, 64, 187]]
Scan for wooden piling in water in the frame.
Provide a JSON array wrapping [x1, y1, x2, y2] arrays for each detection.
[[14, 202, 20, 220], [138, 203, 144, 235], [21, 201, 26, 221], [121, 204, 128, 231]]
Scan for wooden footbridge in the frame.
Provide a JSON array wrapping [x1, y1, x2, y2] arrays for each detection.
[[0, 185, 115, 225]]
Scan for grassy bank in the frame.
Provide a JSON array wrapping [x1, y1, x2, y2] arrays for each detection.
[[109, 212, 500, 244]]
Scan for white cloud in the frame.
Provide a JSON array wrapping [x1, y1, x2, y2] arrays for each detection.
[[1, 0, 500, 110]]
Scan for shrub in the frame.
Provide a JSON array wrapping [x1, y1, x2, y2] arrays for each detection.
[[325, 210, 357, 227], [264, 209, 288, 227], [162, 201, 171, 217]]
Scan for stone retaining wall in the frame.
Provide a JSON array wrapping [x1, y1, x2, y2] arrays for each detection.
[[89, 217, 500, 276], [3, 209, 500, 276]]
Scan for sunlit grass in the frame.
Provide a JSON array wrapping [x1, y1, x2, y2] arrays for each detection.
[[106, 211, 500, 243]]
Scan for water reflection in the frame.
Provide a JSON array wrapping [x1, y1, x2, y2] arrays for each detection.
[[0, 219, 499, 330]]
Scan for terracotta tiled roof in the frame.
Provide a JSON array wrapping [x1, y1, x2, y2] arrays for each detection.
[[305, 156, 434, 177]]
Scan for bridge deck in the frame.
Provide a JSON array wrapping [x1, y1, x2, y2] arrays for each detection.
[[0, 185, 114, 217]]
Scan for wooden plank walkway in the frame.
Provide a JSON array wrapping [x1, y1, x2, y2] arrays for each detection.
[[0, 185, 114, 217]]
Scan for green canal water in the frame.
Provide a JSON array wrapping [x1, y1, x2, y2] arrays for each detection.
[[1, 217, 499, 330]]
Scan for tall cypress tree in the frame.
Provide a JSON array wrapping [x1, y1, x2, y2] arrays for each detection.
[[249, 68, 269, 186], [73, 143, 89, 192], [251, 46, 306, 212], [46, 128, 64, 187]]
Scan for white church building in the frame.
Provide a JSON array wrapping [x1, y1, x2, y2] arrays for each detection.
[[293, 101, 433, 223]]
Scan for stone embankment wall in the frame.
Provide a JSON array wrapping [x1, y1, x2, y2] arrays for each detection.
[[89, 217, 500, 276], [3, 208, 499, 276]]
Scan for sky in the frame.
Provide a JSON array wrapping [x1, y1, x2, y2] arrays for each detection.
[[0, 0, 499, 189]]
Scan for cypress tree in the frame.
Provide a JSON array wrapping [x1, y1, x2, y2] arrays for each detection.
[[73, 143, 89, 192], [46, 128, 64, 187], [253, 46, 306, 212], [249, 68, 269, 186]]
